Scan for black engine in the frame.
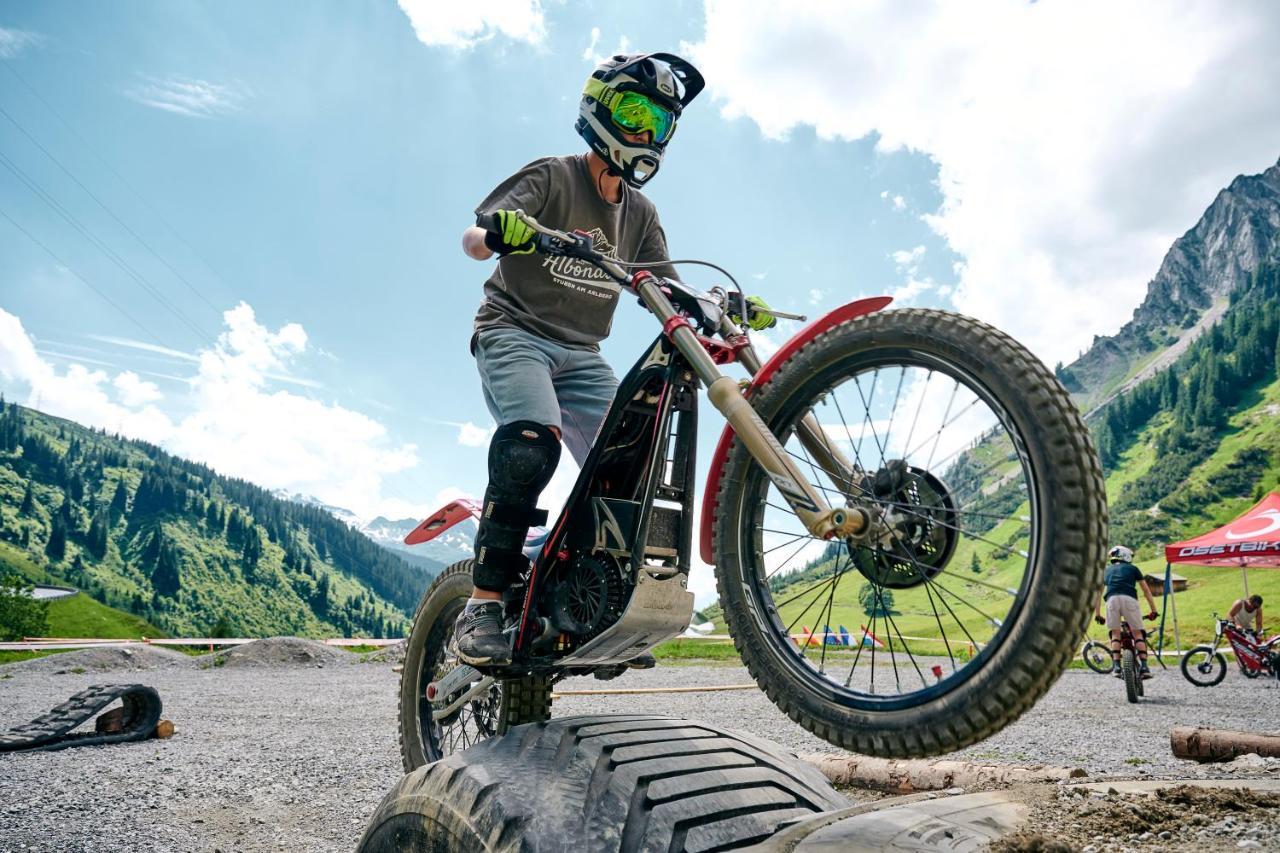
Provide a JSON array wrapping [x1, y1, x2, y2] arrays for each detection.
[[547, 553, 628, 642]]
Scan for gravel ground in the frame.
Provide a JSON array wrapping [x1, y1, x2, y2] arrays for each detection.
[[2, 646, 1278, 852]]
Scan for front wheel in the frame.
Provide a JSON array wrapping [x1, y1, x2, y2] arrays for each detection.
[[1122, 650, 1139, 703], [1082, 640, 1112, 674], [1180, 645, 1227, 687], [713, 309, 1107, 758], [398, 560, 552, 771]]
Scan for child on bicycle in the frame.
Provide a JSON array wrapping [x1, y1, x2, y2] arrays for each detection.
[[1094, 545, 1159, 679], [451, 53, 704, 667]]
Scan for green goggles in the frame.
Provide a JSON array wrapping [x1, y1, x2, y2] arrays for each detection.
[[584, 79, 676, 144]]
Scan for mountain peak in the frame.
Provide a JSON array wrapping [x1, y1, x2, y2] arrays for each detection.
[[1062, 157, 1280, 407]]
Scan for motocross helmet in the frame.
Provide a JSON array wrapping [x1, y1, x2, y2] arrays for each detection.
[[575, 52, 705, 189], [1108, 545, 1134, 563]]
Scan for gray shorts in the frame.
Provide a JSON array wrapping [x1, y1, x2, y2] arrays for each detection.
[[474, 325, 618, 466], [1105, 595, 1142, 631]]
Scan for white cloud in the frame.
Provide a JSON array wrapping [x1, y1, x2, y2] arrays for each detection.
[[0, 26, 40, 58], [113, 371, 163, 407], [807, 288, 825, 305], [457, 421, 494, 447], [86, 335, 199, 362], [397, 0, 547, 50], [690, 1, 1280, 364], [0, 303, 418, 518], [125, 75, 248, 118], [582, 27, 600, 60], [584, 31, 633, 66], [891, 245, 926, 269], [889, 245, 933, 304], [879, 191, 906, 211]]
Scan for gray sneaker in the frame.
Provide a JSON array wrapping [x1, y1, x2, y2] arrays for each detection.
[[452, 602, 512, 666]]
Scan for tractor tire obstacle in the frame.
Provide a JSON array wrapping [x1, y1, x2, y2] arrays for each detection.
[[359, 714, 848, 853]]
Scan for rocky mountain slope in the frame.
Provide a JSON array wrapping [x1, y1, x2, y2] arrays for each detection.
[[1060, 157, 1280, 410]]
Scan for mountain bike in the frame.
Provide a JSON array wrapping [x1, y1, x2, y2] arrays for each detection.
[[1081, 637, 1112, 674], [1182, 615, 1280, 687], [396, 211, 1107, 770], [1114, 618, 1151, 703]]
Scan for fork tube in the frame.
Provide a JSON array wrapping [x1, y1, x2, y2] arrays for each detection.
[[719, 317, 863, 497], [636, 279, 839, 537]]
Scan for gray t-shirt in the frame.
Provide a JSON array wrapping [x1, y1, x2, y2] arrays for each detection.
[[473, 154, 678, 350]]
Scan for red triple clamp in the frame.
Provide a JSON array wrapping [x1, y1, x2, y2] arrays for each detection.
[[662, 315, 693, 340]]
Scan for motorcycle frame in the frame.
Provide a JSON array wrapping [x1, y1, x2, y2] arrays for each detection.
[[513, 332, 699, 660], [504, 215, 888, 665]]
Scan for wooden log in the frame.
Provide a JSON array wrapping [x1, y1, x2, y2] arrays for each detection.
[[153, 719, 175, 739], [1171, 726, 1280, 762], [94, 707, 124, 734], [799, 753, 1087, 793]]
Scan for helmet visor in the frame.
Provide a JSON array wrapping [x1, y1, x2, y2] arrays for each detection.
[[610, 91, 676, 144]]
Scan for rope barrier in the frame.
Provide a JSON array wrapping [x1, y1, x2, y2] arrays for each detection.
[[552, 684, 758, 698]]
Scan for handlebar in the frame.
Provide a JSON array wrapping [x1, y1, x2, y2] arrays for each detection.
[[476, 209, 808, 330]]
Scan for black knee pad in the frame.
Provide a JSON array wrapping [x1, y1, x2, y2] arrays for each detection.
[[487, 421, 561, 505], [472, 421, 562, 592]]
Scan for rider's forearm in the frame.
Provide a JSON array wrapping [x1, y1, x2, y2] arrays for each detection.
[[463, 226, 494, 261]]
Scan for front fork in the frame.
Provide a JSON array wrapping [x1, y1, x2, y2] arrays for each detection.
[[637, 277, 866, 542]]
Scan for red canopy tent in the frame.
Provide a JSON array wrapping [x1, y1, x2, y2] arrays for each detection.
[[1157, 492, 1280, 653]]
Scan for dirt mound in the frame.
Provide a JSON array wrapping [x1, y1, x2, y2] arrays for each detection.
[[206, 637, 351, 669], [994, 783, 1280, 852], [359, 640, 406, 665], [4, 644, 192, 676]]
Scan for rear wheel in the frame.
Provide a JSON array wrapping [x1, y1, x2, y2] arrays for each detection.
[[713, 309, 1107, 757], [398, 560, 552, 771], [1180, 645, 1227, 687], [361, 715, 848, 853], [1081, 640, 1112, 674], [1122, 649, 1139, 703]]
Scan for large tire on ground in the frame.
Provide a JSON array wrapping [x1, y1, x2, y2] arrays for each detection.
[[399, 560, 552, 771], [713, 309, 1107, 758], [360, 715, 848, 853], [1180, 645, 1227, 687]]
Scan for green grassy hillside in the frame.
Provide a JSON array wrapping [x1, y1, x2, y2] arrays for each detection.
[[706, 259, 1280, 658], [0, 402, 440, 638]]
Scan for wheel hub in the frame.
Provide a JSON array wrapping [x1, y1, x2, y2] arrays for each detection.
[[849, 463, 958, 589]]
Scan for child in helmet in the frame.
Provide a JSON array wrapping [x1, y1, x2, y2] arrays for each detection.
[[1094, 545, 1159, 679], [452, 53, 705, 667]]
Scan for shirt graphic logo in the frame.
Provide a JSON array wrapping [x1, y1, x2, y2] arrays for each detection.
[[541, 227, 622, 297]]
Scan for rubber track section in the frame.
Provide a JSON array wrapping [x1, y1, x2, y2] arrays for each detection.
[[359, 715, 848, 853], [0, 683, 162, 752]]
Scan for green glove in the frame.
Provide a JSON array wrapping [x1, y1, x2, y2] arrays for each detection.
[[730, 295, 778, 331], [484, 210, 536, 255]]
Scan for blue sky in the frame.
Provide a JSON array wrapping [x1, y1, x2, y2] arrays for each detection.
[[2, 2, 1278, 602]]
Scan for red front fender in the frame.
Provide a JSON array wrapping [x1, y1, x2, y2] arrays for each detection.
[[699, 296, 893, 565]]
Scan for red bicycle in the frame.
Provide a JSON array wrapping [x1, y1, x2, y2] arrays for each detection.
[[1114, 617, 1156, 703], [1181, 615, 1280, 687]]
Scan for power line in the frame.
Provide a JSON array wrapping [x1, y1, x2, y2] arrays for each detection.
[[1, 57, 238, 309], [0, 149, 215, 346], [0, 204, 171, 348], [0, 102, 223, 315]]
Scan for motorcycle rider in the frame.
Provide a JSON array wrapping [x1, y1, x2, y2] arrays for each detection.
[[1094, 545, 1159, 679], [452, 53, 704, 667]]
